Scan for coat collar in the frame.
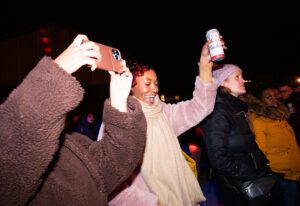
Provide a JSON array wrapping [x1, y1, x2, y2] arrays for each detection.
[[216, 89, 248, 113], [240, 94, 290, 120]]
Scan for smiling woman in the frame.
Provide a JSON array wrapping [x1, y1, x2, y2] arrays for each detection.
[[99, 38, 219, 206], [129, 63, 159, 105]]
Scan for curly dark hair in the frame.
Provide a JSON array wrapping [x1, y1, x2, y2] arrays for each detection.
[[128, 62, 156, 87]]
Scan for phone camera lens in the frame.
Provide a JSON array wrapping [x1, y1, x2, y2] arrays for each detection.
[[112, 49, 121, 60]]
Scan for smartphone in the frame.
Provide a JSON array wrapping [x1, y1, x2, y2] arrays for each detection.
[[95, 42, 123, 73]]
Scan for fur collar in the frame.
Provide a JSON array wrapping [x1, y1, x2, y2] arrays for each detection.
[[240, 94, 291, 120]]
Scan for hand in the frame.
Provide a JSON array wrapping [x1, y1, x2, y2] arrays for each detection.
[[54, 34, 101, 74], [199, 41, 213, 70], [109, 60, 133, 112], [198, 37, 226, 82]]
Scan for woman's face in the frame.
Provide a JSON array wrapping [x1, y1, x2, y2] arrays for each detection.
[[221, 70, 246, 97], [131, 69, 159, 105], [261, 88, 279, 107]]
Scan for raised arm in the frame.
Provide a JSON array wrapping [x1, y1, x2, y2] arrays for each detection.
[[0, 34, 101, 205], [89, 66, 147, 194], [198, 41, 214, 83], [198, 38, 226, 83], [162, 40, 219, 135]]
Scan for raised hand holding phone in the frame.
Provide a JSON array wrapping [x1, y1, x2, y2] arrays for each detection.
[[95, 43, 124, 73], [81, 39, 124, 73], [109, 61, 132, 112]]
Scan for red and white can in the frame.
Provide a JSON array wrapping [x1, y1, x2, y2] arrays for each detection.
[[206, 28, 225, 62]]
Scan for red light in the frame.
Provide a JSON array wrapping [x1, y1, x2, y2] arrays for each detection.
[[44, 47, 52, 53], [41, 37, 50, 44], [194, 127, 203, 137], [189, 144, 199, 153], [73, 115, 79, 123]]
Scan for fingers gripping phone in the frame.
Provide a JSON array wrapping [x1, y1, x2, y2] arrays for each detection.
[[95, 43, 123, 73]]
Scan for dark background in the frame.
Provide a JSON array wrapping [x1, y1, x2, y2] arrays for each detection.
[[1, 2, 300, 98]]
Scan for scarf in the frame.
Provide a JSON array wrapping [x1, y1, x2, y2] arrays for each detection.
[[138, 96, 205, 206]]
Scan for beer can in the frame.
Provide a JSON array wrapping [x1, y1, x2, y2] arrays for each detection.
[[206, 28, 225, 62]]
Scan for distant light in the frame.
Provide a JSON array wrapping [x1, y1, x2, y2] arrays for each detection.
[[296, 78, 300, 83], [73, 115, 79, 123], [44, 47, 52, 53], [245, 80, 252, 83], [160, 95, 165, 102], [41, 37, 50, 44], [194, 127, 203, 137], [189, 144, 199, 153], [175, 95, 180, 101]]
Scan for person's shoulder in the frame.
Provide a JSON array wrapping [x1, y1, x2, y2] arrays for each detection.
[[202, 102, 229, 123], [214, 101, 230, 112]]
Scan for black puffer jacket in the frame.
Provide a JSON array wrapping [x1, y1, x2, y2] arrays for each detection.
[[201, 89, 270, 181]]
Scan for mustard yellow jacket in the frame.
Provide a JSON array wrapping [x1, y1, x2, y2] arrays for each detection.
[[248, 111, 300, 181]]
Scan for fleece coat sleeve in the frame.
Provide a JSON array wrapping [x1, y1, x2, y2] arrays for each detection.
[[88, 96, 147, 195], [162, 77, 217, 136], [0, 57, 84, 205]]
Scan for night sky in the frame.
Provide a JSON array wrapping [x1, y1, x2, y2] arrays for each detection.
[[1, 2, 300, 95]]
